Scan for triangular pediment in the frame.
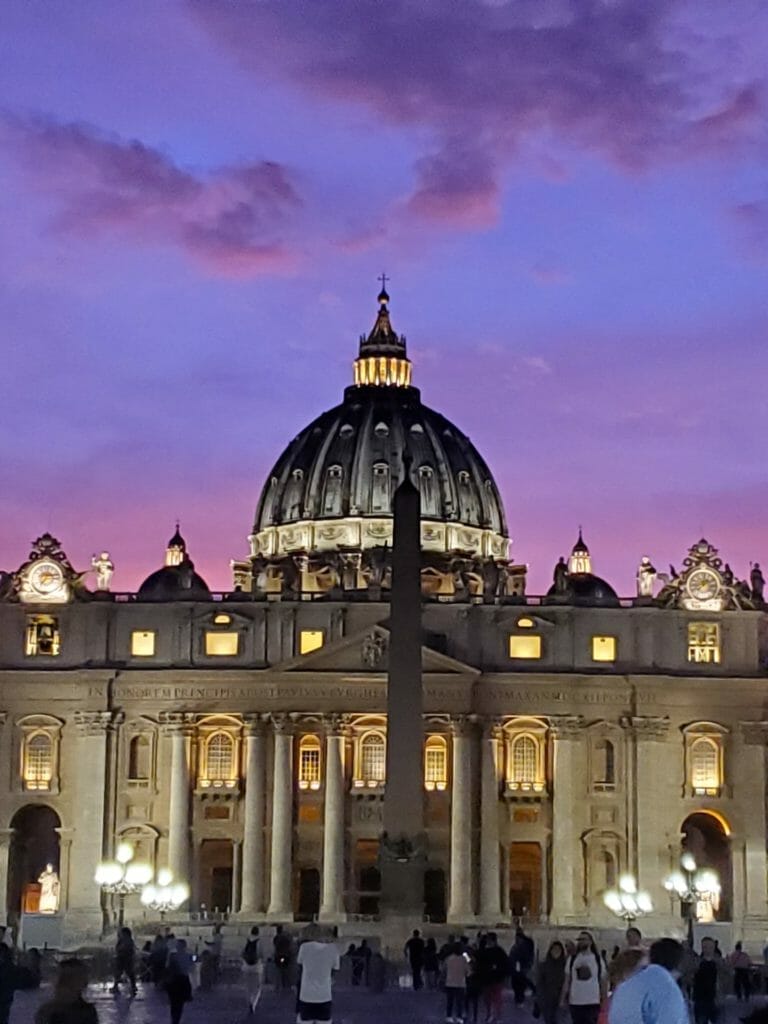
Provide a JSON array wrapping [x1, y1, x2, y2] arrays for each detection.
[[275, 623, 479, 677]]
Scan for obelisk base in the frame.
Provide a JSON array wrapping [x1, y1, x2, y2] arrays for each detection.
[[380, 830, 427, 919]]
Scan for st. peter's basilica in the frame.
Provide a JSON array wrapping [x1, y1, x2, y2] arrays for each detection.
[[0, 287, 766, 945]]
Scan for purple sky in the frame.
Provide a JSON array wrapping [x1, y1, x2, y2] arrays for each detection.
[[2, 0, 768, 596]]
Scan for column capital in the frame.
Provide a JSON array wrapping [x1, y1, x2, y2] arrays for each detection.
[[242, 713, 268, 737], [620, 715, 670, 740], [73, 710, 120, 736], [549, 715, 586, 739], [449, 714, 477, 738], [739, 721, 768, 745], [480, 716, 503, 740], [269, 712, 295, 735], [160, 711, 196, 736], [321, 713, 350, 737]]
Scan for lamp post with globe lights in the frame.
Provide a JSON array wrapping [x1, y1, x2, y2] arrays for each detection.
[[140, 868, 190, 921], [663, 852, 721, 944], [94, 842, 153, 929], [603, 874, 653, 925]]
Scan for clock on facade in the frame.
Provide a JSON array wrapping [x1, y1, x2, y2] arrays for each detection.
[[21, 560, 68, 603], [683, 567, 723, 610]]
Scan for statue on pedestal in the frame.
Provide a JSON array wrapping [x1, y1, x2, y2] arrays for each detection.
[[38, 864, 60, 914], [751, 563, 765, 603], [636, 556, 657, 598], [91, 552, 114, 592], [553, 556, 568, 595]]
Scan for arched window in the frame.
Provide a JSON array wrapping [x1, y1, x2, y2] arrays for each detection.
[[511, 735, 537, 785], [128, 735, 151, 781], [593, 739, 615, 789], [371, 464, 390, 513], [690, 737, 720, 793], [204, 732, 235, 785], [418, 466, 438, 517], [24, 732, 53, 791], [424, 735, 447, 791], [360, 733, 386, 785], [600, 849, 616, 889], [298, 735, 322, 790], [322, 465, 343, 515]]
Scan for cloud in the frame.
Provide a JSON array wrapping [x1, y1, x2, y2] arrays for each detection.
[[190, 0, 768, 227], [728, 198, 768, 261], [1, 114, 302, 276]]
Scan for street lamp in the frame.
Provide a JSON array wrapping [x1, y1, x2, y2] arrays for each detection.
[[95, 842, 153, 928], [140, 868, 190, 920], [604, 874, 653, 924], [663, 852, 721, 944]]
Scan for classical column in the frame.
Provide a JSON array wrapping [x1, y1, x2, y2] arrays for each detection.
[[736, 722, 768, 919], [162, 713, 195, 885], [319, 715, 346, 921], [550, 716, 585, 923], [240, 715, 267, 916], [0, 830, 12, 924], [231, 840, 242, 913], [448, 716, 474, 922], [68, 711, 114, 932], [267, 714, 294, 918], [623, 715, 672, 912], [479, 720, 501, 922]]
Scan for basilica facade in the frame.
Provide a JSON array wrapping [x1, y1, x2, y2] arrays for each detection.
[[1, 288, 767, 945]]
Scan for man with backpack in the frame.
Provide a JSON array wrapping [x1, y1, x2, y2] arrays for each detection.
[[241, 926, 262, 1014], [562, 931, 607, 1024]]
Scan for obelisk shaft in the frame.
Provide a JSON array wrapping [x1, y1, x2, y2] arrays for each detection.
[[381, 464, 424, 914]]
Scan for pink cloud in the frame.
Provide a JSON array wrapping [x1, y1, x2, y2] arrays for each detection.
[[190, 0, 768, 226], [1, 114, 302, 276]]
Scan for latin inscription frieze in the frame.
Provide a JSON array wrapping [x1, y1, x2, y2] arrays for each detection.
[[480, 687, 654, 706], [114, 684, 383, 702]]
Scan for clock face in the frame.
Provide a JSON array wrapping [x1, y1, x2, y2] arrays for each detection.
[[28, 560, 65, 596], [686, 568, 721, 602]]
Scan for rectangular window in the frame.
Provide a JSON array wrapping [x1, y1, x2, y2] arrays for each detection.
[[687, 623, 721, 664], [508, 635, 542, 659], [299, 630, 324, 655], [205, 632, 239, 656], [591, 636, 617, 662], [25, 616, 60, 656], [131, 630, 156, 657], [299, 747, 321, 787]]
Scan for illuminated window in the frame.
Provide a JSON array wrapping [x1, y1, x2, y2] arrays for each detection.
[[24, 732, 53, 791], [128, 735, 151, 780], [213, 613, 231, 625], [516, 617, 535, 629], [359, 733, 386, 786], [592, 636, 616, 662], [512, 735, 537, 785], [200, 732, 235, 787], [299, 630, 324, 655], [205, 632, 239, 656], [690, 737, 720, 794], [424, 735, 447, 791], [131, 630, 155, 657], [25, 616, 60, 657], [509, 635, 542, 659], [298, 735, 322, 790], [593, 738, 615, 789], [688, 623, 720, 664]]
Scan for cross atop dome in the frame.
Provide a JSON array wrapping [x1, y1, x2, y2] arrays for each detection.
[[353, 279, 413, 388]]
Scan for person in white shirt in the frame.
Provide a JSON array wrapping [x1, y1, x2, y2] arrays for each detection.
[[296, 925, 340, 1024], [241, 926, 263, 1014], [562, 931, 607, 1024], [608, 938, 688, 1024]]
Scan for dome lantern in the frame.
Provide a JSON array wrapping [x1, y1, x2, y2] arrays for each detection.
[[352, 277, 412, 388], [569, 528, 592, 575]]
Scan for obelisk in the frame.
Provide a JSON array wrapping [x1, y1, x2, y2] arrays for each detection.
[[381, 454, 425, 917]]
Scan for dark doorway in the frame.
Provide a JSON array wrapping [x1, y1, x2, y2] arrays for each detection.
[[356, 839, 380, 916], [8, 805, 61, 923], [682, 812, 732, 921], [296, 868, 320, 921], [199, 839, 233, 913], [509, 842, 542, 918], [424, 868, 446, 923]]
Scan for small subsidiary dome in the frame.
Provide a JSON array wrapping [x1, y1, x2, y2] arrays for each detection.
[[137, 527, 211, 602]]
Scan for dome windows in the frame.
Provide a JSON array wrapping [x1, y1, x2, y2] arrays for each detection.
[[371, 463, 390, 512], [410, 423, 424, 434], [339, 424, 354, 437], [418, 465, 438, 516], [322, 465, 344, 515], [458, 470, 470, 485], [374, 422, 389, 437]]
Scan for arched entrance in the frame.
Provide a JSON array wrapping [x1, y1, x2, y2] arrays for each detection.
[[424, 868, 446, 923], [682, 812, 732, 921], [7, 805, 61, 923]]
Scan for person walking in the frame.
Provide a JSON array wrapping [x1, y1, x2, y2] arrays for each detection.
[[149, 934, 169, 987], [111, 926, 137, 997], [562, 930, 606, 1024], [536, 941, 567, 1024], [425, 937, 440, 989], [274, 925, 294, 991], [444, 941, 470, 1024], [405, 929, 426, 990], [465, 940, 482, 1024], [729, 941, 752, 1002], [510, 926, 536, 1005], [164, 938, 194, 1024], [477, 931, 509, 1024], [296, 925, 340, 1024], [608, 938, 688, 1024], [35, 958, 99, 1024], [692, 937, 724, 1024], [241, 925, 263, 1014]]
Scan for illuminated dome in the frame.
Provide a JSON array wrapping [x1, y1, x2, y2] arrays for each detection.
[[138, 527, 211, 602], [250, 289, 508, 564]]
